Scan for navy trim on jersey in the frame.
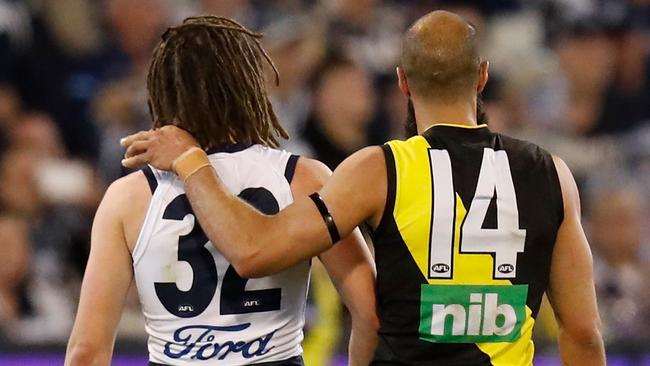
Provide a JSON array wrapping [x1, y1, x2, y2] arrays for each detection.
[[284, 154, 300, 183], [206, 143, 252, 155], [149, 355, 304, 366], [142, 166, 158, 194]]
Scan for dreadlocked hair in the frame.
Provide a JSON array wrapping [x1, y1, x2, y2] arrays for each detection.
[[147, 15, 288, 149]]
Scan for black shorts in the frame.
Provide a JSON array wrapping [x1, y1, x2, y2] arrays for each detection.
[[149, 355, 304, 366]]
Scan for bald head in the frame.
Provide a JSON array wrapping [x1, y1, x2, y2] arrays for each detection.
[[401, 11, 481, 101]]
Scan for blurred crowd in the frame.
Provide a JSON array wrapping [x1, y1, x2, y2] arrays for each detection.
[[0, 0, 648, 361]]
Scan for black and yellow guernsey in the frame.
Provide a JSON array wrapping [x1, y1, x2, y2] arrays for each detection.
[[371, 124, 564, 365]]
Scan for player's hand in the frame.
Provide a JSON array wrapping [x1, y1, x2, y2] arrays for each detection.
[[120, 125, 199, 171]]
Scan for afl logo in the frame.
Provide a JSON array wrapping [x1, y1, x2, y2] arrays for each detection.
[[498, 264, 515, 274], [431, 263, 450, 273]]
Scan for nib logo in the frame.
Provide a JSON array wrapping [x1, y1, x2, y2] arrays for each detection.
[[419, 285, 528, 343]]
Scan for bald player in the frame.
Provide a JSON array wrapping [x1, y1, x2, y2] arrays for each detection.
[[122, 11, 606, 365]]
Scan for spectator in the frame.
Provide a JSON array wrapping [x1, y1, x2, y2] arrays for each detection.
[[265, 15, 325, 156], [11, 112, 66, 159], [554, 25, 615, 135], [325, 0, 406, 76], [593, 27, 650, 135], [588, 182, 650, 351], [302, 56, 377, 169]]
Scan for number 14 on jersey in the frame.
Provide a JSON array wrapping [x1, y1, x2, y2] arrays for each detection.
[[428, 148, 526, 280]]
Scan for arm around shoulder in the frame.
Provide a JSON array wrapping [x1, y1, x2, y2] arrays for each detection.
[[190, 146, 386, 279]]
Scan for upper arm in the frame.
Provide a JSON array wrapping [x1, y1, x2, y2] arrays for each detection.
[[547, 156, 601, 337], [319, 146, 387, 235], [66, 179, 136, 362]]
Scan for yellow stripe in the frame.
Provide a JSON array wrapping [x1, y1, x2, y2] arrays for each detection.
[[387, 137, 534, 365], [477, 306, 535, 366]]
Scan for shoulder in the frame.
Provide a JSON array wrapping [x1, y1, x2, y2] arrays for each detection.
[[342, 145, 386, 166], [97, 170, 153, 250], [385, 135, 427, 150], [494, 132, 554, 160], [382, 136, 431, 165], [551, 155, 580, 215], [105, 170, 151, 201], [336, 146, 387, 178], [98, 170, 152, 224], [291, 157, 332, 196], [291, 146, 386, 196], [295, 157, 332, 181]]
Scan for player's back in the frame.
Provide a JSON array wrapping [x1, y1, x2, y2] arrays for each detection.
[[132, 145, 308, 366], [372, 124, 564, 365]]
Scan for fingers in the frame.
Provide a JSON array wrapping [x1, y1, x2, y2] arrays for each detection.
[[120, 130, 154, 148], [159, 125, 200, 147], [120, 130, 155, 168], [121, 151, 150, 169], [124, 139, 151, 159]]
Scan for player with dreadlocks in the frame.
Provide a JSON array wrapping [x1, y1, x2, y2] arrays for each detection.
[[65, 16, 378, 366], [147, 16, 287, 149]]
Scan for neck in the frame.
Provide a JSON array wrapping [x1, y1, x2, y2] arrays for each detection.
[[413, 95, 478, 134]]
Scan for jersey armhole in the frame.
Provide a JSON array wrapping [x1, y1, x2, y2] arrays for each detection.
[[373, 144, 396, 236], [142, 165, 158, 193], [132, 167, 166, 266], [549, 158, 565, 226], [284, 154, 300, 184]]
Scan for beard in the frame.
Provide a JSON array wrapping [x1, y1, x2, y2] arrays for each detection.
[[403, 94, 489, 138], [477, 94, 489, 125], [404, 98, 418, 138]]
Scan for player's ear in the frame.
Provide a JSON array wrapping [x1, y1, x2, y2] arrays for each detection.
[[397, 67, 411, 97], [477, 60, 489, 93]]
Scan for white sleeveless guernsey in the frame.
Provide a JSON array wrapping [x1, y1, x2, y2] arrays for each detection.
[[132, 145, 309, 365]]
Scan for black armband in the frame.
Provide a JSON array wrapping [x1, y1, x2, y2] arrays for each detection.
[[308, 193, 341, 244]]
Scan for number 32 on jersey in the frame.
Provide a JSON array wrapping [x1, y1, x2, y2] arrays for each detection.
[[428, 148, 526, 280]]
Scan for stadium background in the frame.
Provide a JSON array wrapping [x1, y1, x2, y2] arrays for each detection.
[[0, 0, 648, 365]]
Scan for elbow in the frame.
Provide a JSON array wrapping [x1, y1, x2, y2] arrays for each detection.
[[230, 249, 270, 279], [231, 260, 263, 279], [66, 342, 105, 366], [350, 307, 380, 334], [560, 319, 604, 349], [221, 228, 285, 278]]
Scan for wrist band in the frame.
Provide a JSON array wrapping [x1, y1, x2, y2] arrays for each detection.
[[172, 147, 212, 182], [308, 193, 341, 244]]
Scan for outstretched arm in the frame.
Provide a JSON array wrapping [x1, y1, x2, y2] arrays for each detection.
[[547, 156, 605, 366], [65, 180, 135, 366], [121, 126, 386, 277]]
